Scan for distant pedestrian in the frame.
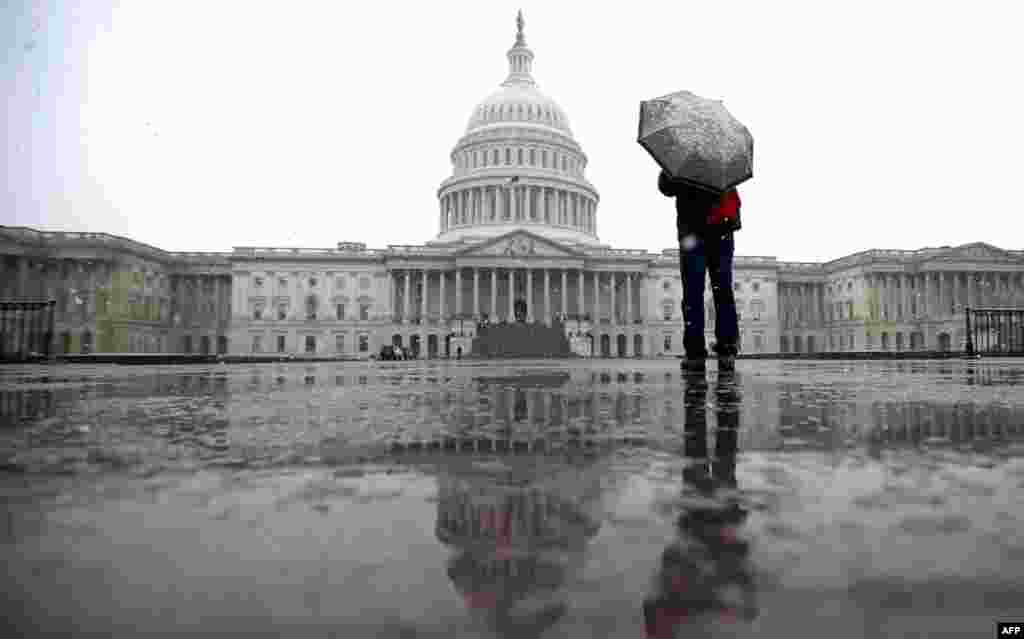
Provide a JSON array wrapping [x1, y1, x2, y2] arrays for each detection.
[[658, 171, 742, 374]]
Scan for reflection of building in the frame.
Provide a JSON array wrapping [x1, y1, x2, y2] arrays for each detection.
[[3, 14, 1023, 358], [434, 458, 604, 634]]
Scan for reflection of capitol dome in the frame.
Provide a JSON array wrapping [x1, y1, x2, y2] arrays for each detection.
[[435, 479, 601, 551], [433, 11, 601, 248], [435, 463, 604, 633]]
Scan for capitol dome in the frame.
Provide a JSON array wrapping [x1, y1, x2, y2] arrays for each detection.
[[433, 12, 601, 247], [465, 83, 573, 137]]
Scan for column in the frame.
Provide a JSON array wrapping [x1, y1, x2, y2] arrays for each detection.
[[593, 271, 600, 320], [966, 271, 974, 310], [544, 269, 551, 324], [577, 270, 585, 319], [496, 185, 505, 221], [455, 268, 462, 318], [937, 272, 945, 317], [626, 273, 633, 325], [439, 269, 446, 320], [561, 269, 568, 317], [922, 273, 930, 317], [525, 185, 533, 221], [403, 270, 411, 323], [610, 273, 617, 324], [16, 257, 29, 298], [491, 269, 497, 319], [909, 272, 917, 317], [473, 268, 480, 317], [420, 269, 427, 319], [508, 270, 515, 321], [526, 269, 533, 322], [541, 187, 548, 222]]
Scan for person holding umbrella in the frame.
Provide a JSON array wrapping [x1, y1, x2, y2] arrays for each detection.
[[638, 90, 753, 375]]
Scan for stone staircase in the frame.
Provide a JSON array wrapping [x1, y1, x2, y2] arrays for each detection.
[[470, 320, 573, 358]]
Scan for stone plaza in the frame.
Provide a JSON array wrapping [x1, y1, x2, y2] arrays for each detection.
[[1, 357, 1023, 637]]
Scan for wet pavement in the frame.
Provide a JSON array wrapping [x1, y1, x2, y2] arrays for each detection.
[[1, 359, 1023, 638]]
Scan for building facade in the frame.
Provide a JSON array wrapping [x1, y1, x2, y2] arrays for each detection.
[[2, 14, 1023, 358]]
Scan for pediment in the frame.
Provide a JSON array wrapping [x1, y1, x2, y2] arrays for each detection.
[[937, 242, 1017, 262], [456, 231, 581, 258]]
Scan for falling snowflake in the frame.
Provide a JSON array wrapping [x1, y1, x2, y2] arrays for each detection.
[[681, 235, 697, 252]]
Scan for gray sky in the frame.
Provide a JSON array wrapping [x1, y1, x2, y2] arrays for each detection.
[[3, 1, 1022, 262]]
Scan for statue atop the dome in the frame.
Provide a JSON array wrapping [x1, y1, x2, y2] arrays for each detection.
[[515, 10, 525, 45]]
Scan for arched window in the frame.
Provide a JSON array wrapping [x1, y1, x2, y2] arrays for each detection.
[[306, 294, 318, 320], [529, 149, 536, 166], [518, 148, 524, 165], [493, 149, 499, 164], [505, 148, 511, 165], [542, 150, 548, 167]]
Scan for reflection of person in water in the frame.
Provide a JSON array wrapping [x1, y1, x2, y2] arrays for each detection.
[[643, 371, 758, 637]]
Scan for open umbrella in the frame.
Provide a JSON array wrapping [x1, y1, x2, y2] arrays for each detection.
[[638, 90, 753, 193]]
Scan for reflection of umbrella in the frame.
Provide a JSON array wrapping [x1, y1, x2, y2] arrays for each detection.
[[638, 90, 753, 193]]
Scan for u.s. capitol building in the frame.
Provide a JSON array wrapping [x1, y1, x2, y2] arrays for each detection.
[[2, 14, 1022, 359]]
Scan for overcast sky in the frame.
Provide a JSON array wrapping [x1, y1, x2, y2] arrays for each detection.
[[3, 1, 1022, 262]]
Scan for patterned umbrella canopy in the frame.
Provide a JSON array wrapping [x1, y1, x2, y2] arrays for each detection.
[[638, 90, 754, 193]]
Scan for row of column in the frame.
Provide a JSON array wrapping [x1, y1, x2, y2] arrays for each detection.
[[173, 274, 230, 328], [389, 268, 642, 324], [869, 271, 1024, 322], [781, 272, 1024, 328], [439, 185, 596, 234], [780, 283, 825, 328]]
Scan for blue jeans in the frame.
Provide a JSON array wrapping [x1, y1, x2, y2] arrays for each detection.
[[680, 233, 739, 358]]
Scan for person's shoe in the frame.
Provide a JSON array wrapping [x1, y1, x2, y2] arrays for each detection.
[[718, 355, 736, 373], [681, 357, 706, 375]]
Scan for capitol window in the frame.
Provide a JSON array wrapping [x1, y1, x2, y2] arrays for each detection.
[[505, 148, 511, 165], [358, 335, 369, 353], [254, 277, 264, 288], [752, 282, 760, 292], [336, 303, 345, 320], [279, 277, 287, 287], [359, 304, 370, 321], [662, 302, 673, 320], [529, 149, 536, 165], [518, 148, 524, 164]]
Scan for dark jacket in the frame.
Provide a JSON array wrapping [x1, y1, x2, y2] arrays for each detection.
[[658, 171, 742, 239]]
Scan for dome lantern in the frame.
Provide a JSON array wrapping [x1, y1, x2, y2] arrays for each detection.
[[504, 10, 535, 87]]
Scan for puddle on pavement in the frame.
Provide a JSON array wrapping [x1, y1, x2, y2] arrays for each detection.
[[1, 359, 1023, 637]]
